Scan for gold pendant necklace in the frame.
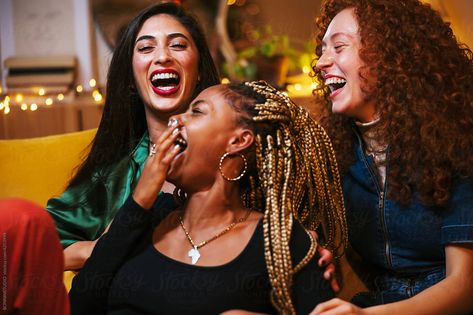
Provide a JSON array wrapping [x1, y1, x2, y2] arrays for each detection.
[[178, 209, 252, 265]]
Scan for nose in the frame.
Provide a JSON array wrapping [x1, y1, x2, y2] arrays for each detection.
[[154, 46, 172, 65], [316, 50, 333, 72]]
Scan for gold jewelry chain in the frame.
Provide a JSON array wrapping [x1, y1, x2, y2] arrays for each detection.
[[178, 209, 252, 249]]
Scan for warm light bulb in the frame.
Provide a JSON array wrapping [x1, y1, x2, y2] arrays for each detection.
[[227, 0, 236, 5], [93, 93, 103, 103], [294, 84, 302, 91], [15, 94, 24, 102], [0, 102, 4, 110], [89, 79, 97, 88], [45, 98, 53, 106], [221, 78, 230, 84], [4, 106, 11, 115], [30, 103, 38, 111], [302, 66, 311, 74], [21, 103, 28, 111], [76, 85, 83, 93], [38, 88, 45, 96], [57, 93, 65, 101]]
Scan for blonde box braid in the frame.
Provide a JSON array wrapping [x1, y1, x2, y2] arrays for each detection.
[[232, 81, 347, 314]]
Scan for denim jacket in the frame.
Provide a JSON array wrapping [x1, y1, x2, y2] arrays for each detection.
[[344, 128, 473, 305]]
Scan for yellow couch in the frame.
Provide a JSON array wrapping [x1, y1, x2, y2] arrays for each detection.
[[0, 129, 97, 291], [0, 129, 96, 205]]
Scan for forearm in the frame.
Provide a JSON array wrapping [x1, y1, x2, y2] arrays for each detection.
[[63, 240, 96, 270]]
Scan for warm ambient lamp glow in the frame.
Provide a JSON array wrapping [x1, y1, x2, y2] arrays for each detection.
[[89, 78, 97, 88], [15, 94, 24, 102]]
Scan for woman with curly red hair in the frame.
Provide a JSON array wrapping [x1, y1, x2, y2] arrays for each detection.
[[310, 0, 473, 314]]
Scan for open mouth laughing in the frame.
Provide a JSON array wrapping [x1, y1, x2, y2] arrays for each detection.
[[175, 135, 187, 153], [150, 69, 180, 96], [325, 77, 347, 95]]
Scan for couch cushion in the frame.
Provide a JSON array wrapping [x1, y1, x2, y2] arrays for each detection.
[[0, 129, 96, 207]]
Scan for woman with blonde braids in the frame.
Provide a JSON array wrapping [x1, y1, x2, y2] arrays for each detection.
[[310, 0, 473, 314], [69, 81, 347, 315]]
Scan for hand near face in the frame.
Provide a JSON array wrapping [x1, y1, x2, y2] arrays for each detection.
[[310, 298, 365, 315], [132, 122, 181, 209]]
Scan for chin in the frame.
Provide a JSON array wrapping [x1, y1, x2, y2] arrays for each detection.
[[331, 103, 349, 115]]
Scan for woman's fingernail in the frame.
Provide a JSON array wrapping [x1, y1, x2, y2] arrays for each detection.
[[325, 271, 333, 279], [319, 259, 326, 267], [172, 128, 179, 135], [168, 118, 178, 127]]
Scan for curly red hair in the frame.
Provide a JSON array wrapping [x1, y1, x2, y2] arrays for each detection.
[[312, 0, 473, 206]]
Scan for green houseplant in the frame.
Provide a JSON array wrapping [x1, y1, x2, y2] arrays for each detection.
[[225, 26, 314, 88]]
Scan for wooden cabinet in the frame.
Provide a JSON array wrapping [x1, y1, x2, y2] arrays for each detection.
[[0, 97, 102, 139]]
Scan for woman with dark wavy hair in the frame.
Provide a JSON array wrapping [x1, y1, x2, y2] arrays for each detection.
[[310, 0, 473, 314], [46, 2, 220, 270]]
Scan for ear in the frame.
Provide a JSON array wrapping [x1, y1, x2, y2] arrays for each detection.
[[226, 128, 254, 154]]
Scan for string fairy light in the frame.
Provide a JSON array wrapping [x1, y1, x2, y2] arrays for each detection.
[[89, 78, 97, 88]]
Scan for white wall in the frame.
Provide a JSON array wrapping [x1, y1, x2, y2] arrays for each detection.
[[0, 0, 98, 92]]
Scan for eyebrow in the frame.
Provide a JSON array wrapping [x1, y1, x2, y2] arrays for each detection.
[[135, 32, 190, 45], [190, 100, 205, 107], [321, 32, 355, 46]]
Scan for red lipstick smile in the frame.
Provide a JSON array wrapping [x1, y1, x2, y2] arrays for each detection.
[[150, 69, 181, 96]]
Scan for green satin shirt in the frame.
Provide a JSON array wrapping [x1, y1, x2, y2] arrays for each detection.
[[47, 132, 151, 248]]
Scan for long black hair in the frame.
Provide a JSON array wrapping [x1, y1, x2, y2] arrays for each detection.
[[69, 2, 220, 187]]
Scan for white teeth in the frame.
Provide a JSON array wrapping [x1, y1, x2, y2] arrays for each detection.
[[325, 77, 347, 85], [175, 136, 187, 150], [151, 72, 179, 81]]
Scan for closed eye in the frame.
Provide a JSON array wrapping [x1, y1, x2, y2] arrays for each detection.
[[137, 46, 153, 52], [171, 43, 187, 49], [191, 107, 203, 115]]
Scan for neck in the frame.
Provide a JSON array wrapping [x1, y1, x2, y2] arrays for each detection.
[[181, 181, 247, 230], [146, 119, 168, 144], [144, 108, 172, 144]]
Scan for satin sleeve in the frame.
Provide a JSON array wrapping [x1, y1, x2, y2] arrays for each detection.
[[46, 157, 140, 248], [46, 132, 150, 248]]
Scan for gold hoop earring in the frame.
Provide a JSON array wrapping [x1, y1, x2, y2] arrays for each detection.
[[219, 152, 248, 181]]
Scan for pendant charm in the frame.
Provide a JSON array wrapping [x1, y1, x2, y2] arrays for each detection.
[[188, 246, 201, 264]]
